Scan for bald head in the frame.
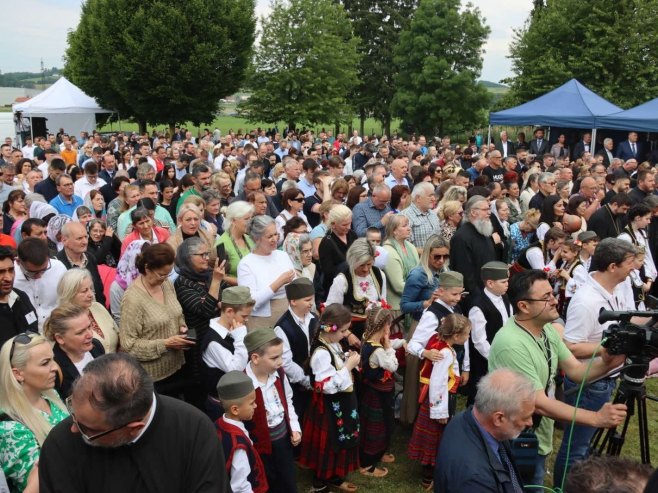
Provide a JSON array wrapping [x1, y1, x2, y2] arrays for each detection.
[[61, 221, 89, 254], [579, 177, 598, 199], [390, 158, 408, 180]]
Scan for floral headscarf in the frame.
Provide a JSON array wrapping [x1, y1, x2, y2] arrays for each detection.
[[115, 240, 150, 289], [46, 214, 71, 251], [283, 233, 304, 273]]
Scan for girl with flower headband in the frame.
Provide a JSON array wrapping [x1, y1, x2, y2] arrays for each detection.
[[555, 239, 586, 318], [359, 307, 406, 479], [299, 304, 363, 492]]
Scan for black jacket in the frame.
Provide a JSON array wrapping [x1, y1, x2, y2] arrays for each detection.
[[34, 176, 59, 202], [450, 222, 500, 297], [0, 288, 39, 348], [53, 339, 105, 399], [56, 250, 107, 307], [587, 205, 623, 240], [435, 408, 522, 493]]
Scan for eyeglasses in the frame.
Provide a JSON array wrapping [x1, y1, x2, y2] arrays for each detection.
[[151, 269, 172, 280], [291, 198, 304, 203], [65, 396, 130, 442], [20, 259, 51, 279], [522, 294, 556, 304], [432, 254, 450, 261], [9, 332, 38, 361], [191, 252, 210, 259]]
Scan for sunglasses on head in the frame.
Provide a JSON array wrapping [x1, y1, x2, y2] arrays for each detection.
[[9, 332, 39, 361]]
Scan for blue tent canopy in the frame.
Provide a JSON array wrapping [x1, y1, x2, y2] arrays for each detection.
[[597, 97, 658, 132], [490, 79, 622, 128]]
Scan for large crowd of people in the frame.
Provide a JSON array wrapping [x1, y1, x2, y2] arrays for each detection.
[[0, 126, 657, 492]]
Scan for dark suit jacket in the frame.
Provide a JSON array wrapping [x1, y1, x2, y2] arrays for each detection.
[[587, 204, 623, 240], [495, 140, 515, 158], [98, 169, 115, 184], [54, 338, 105, 399], [435, 408, 522, 493], [596, 148, 614, 168], [572, 140, 592, 160], [34, 176, 59, 202], [528, 138, 549, 157], [616, 140, 643, 161], [56, 250, 107, 306], [233, 191, 279, 218]]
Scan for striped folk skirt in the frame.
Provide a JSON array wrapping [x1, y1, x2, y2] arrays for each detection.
[[407, 395, 446, 467], [360, 381, 395, 465]]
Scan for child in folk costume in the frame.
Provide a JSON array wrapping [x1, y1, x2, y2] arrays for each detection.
[[408, 313, 472, 490], [359, 307, 406, 478], [577, 230, 599, 274], [215, 371, 268, 493], [299, 304, 364, 493], [555, 239, 587, 318]]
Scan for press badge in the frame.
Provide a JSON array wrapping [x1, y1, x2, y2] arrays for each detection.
[[25, 312, 37, 325]]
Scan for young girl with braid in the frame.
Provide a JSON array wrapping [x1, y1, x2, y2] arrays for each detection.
[[299, 304, 362, 493], [408, 313, 471, 490], [359, 307, 406, 478]]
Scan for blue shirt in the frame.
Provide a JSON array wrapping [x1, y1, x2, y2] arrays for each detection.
[[49, 194, 84, 217], [352, 197, 392, 237], [472, 410, 504, 463]]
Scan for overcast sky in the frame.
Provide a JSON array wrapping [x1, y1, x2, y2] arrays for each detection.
[[2, 0, 531, 84]]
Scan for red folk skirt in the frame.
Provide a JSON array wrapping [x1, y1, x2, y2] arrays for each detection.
[[407, 395, 446, 467]]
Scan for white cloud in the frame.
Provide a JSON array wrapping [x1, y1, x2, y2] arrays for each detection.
[[3, 0, 531, 83]]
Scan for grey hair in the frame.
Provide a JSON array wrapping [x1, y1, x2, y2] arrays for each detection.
[[592, 238, 637, 273], [24, 192, 46, 210], [538, 172, 555, 185], [603, 138, 613, 146], [57, 268, 93, 304], [464, 195, 488, 220], [371, 183, 391, 196], [280, 179, 298, 194], [346, 238, 376, 272], [224, 200, 254, 231], [643, 194, 658, 210], [411, 181, 434, 200], [247, 215, 275, 242], [298, 233, 312, 249], [201, 189, 221, 204], [475, 368, 535, 417]]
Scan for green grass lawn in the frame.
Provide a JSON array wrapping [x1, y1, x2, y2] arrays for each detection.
[[294, 379, 658, 492]]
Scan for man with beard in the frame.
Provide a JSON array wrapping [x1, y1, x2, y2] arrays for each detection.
[[176, 164, 211, 214], [434, 369, 535, 493], [0, 246, 39, 347], [587, 193, 631, 240], [39, 353, 228, 493], [488, 270, 627, 490], [450, 195, 503, 297]]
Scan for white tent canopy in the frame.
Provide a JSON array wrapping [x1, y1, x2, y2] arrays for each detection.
[[12, 77, 112, 142]]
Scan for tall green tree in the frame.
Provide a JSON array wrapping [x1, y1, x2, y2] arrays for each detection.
[[504, 0, 658, 109], [342, 0, 417, 136], [64, 0, 255, 133], [391, 0, 490, 137], [239, 0, 361, 130]]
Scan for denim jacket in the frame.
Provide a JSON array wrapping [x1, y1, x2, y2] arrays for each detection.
[[401, 265, 441, 321]]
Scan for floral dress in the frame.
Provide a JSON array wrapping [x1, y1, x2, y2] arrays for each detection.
[[0, 398, 68, 492]]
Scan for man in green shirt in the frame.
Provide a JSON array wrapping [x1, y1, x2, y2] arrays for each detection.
[[488, 269, 627, 490]]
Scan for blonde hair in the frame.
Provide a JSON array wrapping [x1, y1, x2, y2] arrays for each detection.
[[0, 335, 67, 445], [57, 268, 93, 305], [43, 303, 88, 342], [183, 194, 206, 210], [176, 203, 202, 222], [328, 204, 352, 226], [440, 200, 463, 221]]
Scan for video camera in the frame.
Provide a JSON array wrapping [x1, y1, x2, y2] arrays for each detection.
[[598, 309, 658, 358]]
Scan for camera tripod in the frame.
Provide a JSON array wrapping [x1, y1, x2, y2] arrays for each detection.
[[589, 357, 658, 464]]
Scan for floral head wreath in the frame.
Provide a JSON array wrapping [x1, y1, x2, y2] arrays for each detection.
[[321, 323, 339, 333]]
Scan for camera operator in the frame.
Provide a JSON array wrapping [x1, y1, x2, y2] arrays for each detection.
[[489, 269, 627, 490], [554, 238, 646, 483]]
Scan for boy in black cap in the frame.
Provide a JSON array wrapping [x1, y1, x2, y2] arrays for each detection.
[[273, 277, 318, 421], [215, 371, 268, 493], [244, 328, 300, 493], [466, 261, 513, 405]]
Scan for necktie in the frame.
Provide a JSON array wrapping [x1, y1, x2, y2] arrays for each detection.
[[498, 443, 523, 493], [632, 143, 637, 155]]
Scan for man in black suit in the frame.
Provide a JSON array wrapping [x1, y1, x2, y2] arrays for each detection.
[[587, 193, 631, 240], [528, 128, 549, 158], [572, 132, 592, 161], [616, 131, 643, 161], [596, 138, 614, 168], [495, 131, 515, 158]]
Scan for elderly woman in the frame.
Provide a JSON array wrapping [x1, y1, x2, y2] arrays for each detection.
[[87, 219, 120, 267], [121, 207, 170, 256], [490, 199, 512, 263], [318, 204, 357, 296], [181, 194, 218, 238], [438, 200, 463, 243], [57, 268, 119, 353], [503, 180, 524, 224], [167, 203, 217, 264], [109, 240, 149, 326], [215, 200, 254, 286], [509, 209, 541, 263], [275, 187, 311, 244], [325, 238, 388, 340], [120, 243, 194, 397], [44, 303, 106, 398], [237, 215, 295, 330], [84, 189, 107, 222], [382, 214, 419, 319], [174, 237, 225, 410], [283, 232, 315, 281], [46, 214, 71, 252], [0, 333, 68, 492]]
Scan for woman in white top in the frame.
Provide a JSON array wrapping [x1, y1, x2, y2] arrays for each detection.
[[618, 203, 657, 290], [275, 187, 311, 245], [237, 215, 296, 329]]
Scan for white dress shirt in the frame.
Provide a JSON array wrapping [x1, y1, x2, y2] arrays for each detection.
[[468, 288, 511, 359], [222, 416, 255, 493], [202, 319, 248, 372], [274, 308, 314, 388], [245, 363, 301, 433], [310, 340, 353, 394]]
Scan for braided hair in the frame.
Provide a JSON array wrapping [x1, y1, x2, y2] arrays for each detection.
[[362, 306, 393, 342], [437, 313, 471, 341]]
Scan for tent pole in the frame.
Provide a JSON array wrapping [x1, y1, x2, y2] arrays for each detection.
[[591, 128, 597, 154], [30, 116, 33, 143], [487, 125, 491, 147]]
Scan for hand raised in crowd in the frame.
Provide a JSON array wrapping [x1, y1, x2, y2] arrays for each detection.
[[212, 259, 226, 281], [345, 350, 361, 371], [595, 402, 627, 429], [105, 226, 114, 237]]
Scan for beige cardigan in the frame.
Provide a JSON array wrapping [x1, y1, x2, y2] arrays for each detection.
[[89, 302, 119, 353]]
